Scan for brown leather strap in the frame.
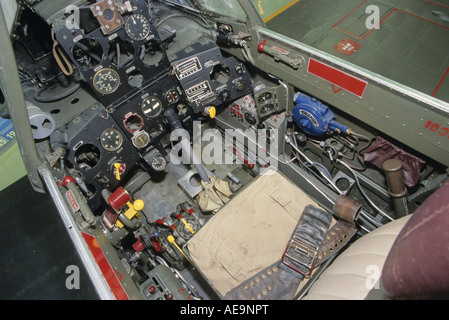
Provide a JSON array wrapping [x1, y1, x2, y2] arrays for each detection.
[[317, 220, 357, 265], [317, 195, 360, 265], [224, 197, 361, 300], [52, 38, 74, 76]]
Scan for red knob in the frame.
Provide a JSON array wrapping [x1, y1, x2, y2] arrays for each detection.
[[258, 40, 267, 52], [62, 176, 75, 186]]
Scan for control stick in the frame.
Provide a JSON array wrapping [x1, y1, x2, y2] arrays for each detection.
[[164, 109, 210, 183]]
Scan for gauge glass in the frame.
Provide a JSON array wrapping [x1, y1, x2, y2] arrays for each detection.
[[141, 96, 163, 118], [93, 68, 120, 94], [125, 13, 151, 41], [100, 128, 123, 152], [132, 131, 150, 149], [124, 113, 144, 132], [257, 92, 272, 103], [151, 155, 167, 171], [165, 89, 179, 104]]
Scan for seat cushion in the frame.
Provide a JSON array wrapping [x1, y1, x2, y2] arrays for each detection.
[[303, 216, 410, 300], [186, 170, 323, 297]]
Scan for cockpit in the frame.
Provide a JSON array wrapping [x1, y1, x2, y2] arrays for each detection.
[[1, 0, 449, 301]]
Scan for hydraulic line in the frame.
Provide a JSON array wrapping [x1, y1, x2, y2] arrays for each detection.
[[286, 134, 383, 229], [287, 135, 343, 195]]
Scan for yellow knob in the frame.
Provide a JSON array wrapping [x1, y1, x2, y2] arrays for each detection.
[[133, 199, 145, 211], [206, 106, 216, 119], [114, 163, 121, 181]]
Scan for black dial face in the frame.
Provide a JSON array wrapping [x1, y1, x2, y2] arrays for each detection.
[[165, 89, 179, 104], [125, 13, 151, 41], [93, 68, 120, 94], [151, 155, 167, 171], [100, 128, 123, 152], [141, 96, 163, 118], [257, 92, 272, 103], [132, 131, 150, 149]]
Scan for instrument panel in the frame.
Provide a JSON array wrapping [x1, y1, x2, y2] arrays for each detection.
[[55, 0, 170, 109], [50, 0, 254, 211], [172, 40, 253, 113], [54, 104, 140, 210]]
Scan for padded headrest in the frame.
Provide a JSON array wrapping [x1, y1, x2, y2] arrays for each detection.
[[381, 179, 449, 299]]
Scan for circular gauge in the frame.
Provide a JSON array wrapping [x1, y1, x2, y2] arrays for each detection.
[[141, 96, 163, 118], [165, 89, 180, 104], [125, 13, 151, 41], [124, 113, 144, 132], [132, 131, 150, 149], [151, 155, 167, 171], [100, 128, 123, 152], [260, 104, 274, 114], [257, 92, 272, 103], [93, 68, 120, 94]]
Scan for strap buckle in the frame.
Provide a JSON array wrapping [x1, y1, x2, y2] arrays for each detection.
[[281, 235, 319, 276]]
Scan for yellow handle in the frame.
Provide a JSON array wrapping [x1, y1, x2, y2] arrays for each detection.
[[181, 218, 195, 235], [124, 199, 144, 220], [167, 235, 191, 263], [114, 163, 121, 181]]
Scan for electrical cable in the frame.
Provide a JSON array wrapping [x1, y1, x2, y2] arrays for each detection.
[[345, 131, 374, 171]]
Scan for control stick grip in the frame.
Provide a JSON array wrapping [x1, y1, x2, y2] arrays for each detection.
[[164, 108, 183, 131]]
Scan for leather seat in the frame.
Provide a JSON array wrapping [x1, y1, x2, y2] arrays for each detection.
[[303, 216, 410, 300], [304, 179, 449, 300]]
